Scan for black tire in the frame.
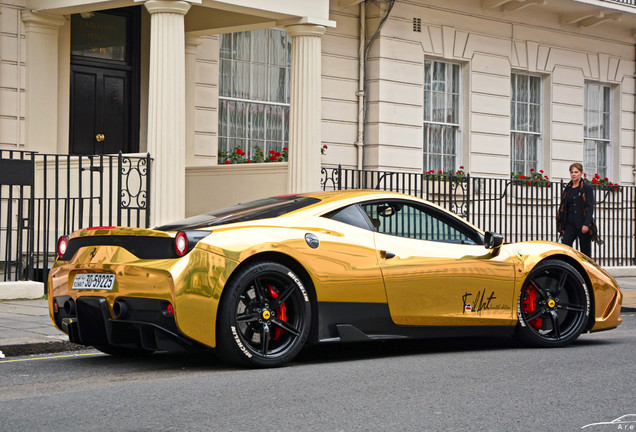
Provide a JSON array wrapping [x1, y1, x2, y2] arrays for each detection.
[[215, 261, 312, 367], [94, 345, 154, 357], [516, 260, 590, 347]]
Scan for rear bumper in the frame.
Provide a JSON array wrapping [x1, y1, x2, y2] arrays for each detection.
[[53, 296, 202, 352]]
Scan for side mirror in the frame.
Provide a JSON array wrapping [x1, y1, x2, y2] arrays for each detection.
[[484, 231, 504, 257]]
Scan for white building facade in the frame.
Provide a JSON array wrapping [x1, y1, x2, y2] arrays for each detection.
[[1, 0, 635, 220]]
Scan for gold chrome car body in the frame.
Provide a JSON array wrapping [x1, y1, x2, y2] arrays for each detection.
[[48, 190, 622, 363]]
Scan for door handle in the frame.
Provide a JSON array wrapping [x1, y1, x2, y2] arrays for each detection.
[[96, 134, 105, 142], [381, 250, 396, 259]]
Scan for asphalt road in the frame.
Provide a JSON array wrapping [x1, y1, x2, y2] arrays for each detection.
[[1, 313, 635, 432]]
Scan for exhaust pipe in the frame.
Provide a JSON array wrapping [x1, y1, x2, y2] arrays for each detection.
[[112, 300, 129, 319], [63, 298, 75, 315]]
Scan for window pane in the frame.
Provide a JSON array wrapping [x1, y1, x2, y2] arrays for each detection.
[[267, 105, 283, 141], [430, 125, 442, 154], [229, 101, 247, 138], [220, 59, 231, 97], [220, 34, 232, 59], [249, 103, 264, 140], [603, 86, 611, 112], [584, 139, 597, 174], [232, 62, 249, 98], [433, 62, 445, 91], [424, 60, 431, 90], [517, 75, 528, 102], [234, 31, 250, 61], [269, 66, 286, 103], [602, 113, 610, 140], [530, 104, 540, 132], [530, 76, 540, 103], [251, 63, 268, 101], [219, 99, 228, 137], [251, 29, 268, 63], [451, 64, 460, 93], [443, 126, 455, 154]]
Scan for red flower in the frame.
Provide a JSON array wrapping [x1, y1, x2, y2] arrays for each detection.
[[438, 170, 443, 174], [247, 159, 251, 163], [584, 173, 587, 178], [459, 166, 464, 170], [539, 170, 544, 173], [530, 168, 535, 172], [283, 147, 288, 151], [519, 175, 526, 180], [323, 145, 328, 149], [527, 181, 532, 185], [592, 178, 598, 184], [544, 175, 549, 179], [604, 177, 609, 181], [236, 148, 245, 156], [224, 160, 230, 165], [270, 150, 276, 155]]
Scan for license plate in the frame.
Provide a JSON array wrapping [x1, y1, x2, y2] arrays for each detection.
[[72, 273, 116, 290]]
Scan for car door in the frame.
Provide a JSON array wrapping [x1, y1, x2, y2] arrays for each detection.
[[360, 200, 516, 327]]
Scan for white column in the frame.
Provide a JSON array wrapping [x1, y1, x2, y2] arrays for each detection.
[[21, 12, 66, 154], [185, 35, 204, 167], [285, 24, 326, 194], [144, 0, 191, 226]]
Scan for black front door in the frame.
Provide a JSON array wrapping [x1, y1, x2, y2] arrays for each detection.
[[69, 8, 140, 155]]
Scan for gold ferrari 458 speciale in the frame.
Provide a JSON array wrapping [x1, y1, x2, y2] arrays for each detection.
[[49, 190, 623, 367]]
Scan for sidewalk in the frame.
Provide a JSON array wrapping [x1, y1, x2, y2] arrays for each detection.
[[1, 276, 635, 358]]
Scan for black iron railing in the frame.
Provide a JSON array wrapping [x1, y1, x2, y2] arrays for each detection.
[[1, 151, 152, 284], [321, 165, 636, 267]]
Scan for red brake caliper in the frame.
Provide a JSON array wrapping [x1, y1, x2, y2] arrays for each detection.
[[522, 284, 543, 330], [268, 285, 287, 340]]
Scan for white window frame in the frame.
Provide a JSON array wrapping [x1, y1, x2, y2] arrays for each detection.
[[423, 59, 462, 173], [584, 82, 612, 179], [218, 29, 291, 163], [510, 72, 543, 176]]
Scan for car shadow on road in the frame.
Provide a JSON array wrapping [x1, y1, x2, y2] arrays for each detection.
[[60, 333, 623, 371]]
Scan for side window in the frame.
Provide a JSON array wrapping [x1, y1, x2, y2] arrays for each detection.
[[361, 201, 478, 245], [324, 205, 373, 230]]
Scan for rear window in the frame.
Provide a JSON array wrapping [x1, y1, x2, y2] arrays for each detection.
[[156, 196, 321, 231]]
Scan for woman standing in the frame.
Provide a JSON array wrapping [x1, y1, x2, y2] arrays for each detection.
[[557, 162, 595, 256]]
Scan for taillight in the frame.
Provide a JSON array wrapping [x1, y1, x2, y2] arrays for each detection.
[[57, 236, 69, 258], [175, 232, 188, 256]]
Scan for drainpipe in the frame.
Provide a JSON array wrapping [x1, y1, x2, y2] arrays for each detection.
[[355, 2, 366, 170]]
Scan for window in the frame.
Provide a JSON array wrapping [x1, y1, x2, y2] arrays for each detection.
[[218, 29, 291, 164], [584, 83, 611, 178], [423, 60, 461, 173], [324, 205, 373, 230], [511, 73, 542, 175], [361, 201, 478, 245]]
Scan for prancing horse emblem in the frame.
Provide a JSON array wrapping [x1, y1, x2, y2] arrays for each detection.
[[89, 247, 97, 260]]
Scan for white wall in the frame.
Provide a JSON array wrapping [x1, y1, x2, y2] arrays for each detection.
[[321, 0, 636, 184]]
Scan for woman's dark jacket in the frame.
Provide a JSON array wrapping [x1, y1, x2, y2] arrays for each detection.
[[556, 180, 595, 234]]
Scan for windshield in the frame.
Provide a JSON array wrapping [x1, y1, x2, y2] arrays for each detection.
[[156, 195, 321, 231]]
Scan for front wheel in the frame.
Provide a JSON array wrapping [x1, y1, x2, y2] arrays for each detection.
[[516, 260, 590, 348], [216, 261, 312, 368]]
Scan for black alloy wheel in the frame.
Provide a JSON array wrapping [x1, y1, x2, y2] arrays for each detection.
[[216, 261, 311, 367], [516, 260, 590, 347]]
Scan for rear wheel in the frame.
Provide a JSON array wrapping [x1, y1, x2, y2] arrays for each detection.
[[216, 261, 311, 367], [516, 260, 590, 347]]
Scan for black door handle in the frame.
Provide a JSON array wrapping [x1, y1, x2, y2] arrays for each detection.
[[382, 250, 396, 259]]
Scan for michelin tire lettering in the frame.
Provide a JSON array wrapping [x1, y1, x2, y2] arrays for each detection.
[[231, 325, 253, 358]]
